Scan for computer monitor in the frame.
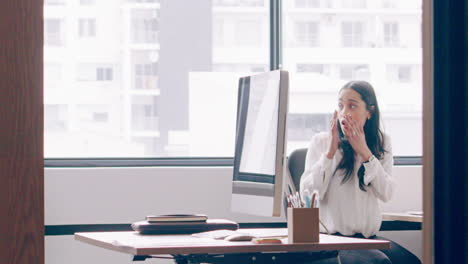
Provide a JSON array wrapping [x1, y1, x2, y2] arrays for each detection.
[[231, 70, 291, 217]]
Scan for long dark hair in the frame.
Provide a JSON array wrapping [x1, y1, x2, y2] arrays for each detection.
[[334, 81, 386, 191]]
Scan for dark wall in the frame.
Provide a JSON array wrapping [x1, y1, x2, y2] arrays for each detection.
[[0, 0, 44, 263], [433, 0, 467, 263]]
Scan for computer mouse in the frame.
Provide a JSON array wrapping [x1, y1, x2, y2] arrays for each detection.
[[224, 233, 255, 242]]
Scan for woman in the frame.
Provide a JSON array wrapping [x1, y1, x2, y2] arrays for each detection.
[[300, 81, 421, 264]]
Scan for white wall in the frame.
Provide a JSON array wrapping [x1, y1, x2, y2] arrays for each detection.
[[45, 165, 422, 263]]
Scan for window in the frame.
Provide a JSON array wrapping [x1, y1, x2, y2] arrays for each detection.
[[288, 114, 329, 141], [131, 96, 159, 131], [93, 112, 109, 122], [294, 21, 319, 47], [80, 0, 95, 5], [44, 0, 422, 159], [45, 0, 65, 5], [45, 105, 68, 132], [398, 66, 412, 82], [295, 0, 320, 8], [341, 0, 366, 8], [78, 18, 96, 37], [76, 105, 111, 130], [132, 51, 158, 90], [128, 0, 159, 3], [131, 9, 159, 43], [213, 0, 264, 7], [283, 1, 422, 156], [382, 0, 397, 8], [342, 21, 364, 47], [96, 67, 113, 81], [296, 64, 325, 74], [77, 64, 114, 82], [44, 1, 269, 157], [384, 22, 399, 47], [387, 65, 413, 83], [45, 19, 64, 46], [339, 64, 369, 80]]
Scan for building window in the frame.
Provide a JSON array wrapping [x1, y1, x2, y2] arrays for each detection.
[[398, 66, 412, 82], [131, 50, 158, 90], [288, 113, 329, 141], [341, 21, 363, 47], [76, 105, 110, 129], [296, 64, 325, 74], [213, 0, 264, 7], [45, 19, 64, 46], [294, 21, 319, 47], [77, 64, 114, 82], [131, 96, 159, 131], [93, 112, 109, 122], [128, 0, 159, 3], [45, 105, 68, 132], [80, 0, 95, 5], [131, 9, 159, 43], [384, 22, 399, 47], [387, 65, 412, 83], [382, 0, 397, 8], [339, 64, 369, 80], [96, 67, 113, 81], [45, 0, 65, 5], [295, 0, 320, 8], [134, 63, 157, 89], [341, 0, 366, 8], [78, 18, 96, 37]]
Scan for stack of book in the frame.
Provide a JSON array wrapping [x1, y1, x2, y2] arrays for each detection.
[[146, 214, 208, 223], [131, 214, 239, 234]]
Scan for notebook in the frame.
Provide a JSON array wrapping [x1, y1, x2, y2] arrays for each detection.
[[132, 219, 239, 235], [146, 214, 208, 223]]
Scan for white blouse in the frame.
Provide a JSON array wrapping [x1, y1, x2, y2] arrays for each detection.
[[299, 132, 395, 238]]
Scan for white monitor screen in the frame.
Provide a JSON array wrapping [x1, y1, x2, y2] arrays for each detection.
[[239, 72, 280, 176]]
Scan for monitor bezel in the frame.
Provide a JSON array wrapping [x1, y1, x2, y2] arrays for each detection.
[[231, 70, 289, 217]]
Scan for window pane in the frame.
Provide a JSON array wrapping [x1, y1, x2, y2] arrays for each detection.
[[45, 19, 64, 46], [294, 21, 319, 47], [294, 0, 321, 8], [283, 0, 422, 156], [44, 0, 269, 158]]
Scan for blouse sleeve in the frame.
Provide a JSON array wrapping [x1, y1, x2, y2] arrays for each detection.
[[300, 133, 335, 201], [363, 135, 395, 202]]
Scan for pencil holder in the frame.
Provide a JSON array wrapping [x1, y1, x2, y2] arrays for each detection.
[[287, 207, 319, 243]]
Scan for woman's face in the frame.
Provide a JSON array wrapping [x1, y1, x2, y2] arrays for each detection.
[[337, 88, 370, 130]]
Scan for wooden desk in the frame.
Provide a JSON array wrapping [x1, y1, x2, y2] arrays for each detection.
[[382, 213, 423, 223], [75, 228, 390, 263]]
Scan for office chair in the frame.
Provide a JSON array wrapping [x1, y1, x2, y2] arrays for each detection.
[[287, 148, 308, 192]]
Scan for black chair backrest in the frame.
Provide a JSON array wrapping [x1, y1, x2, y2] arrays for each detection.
[[287, 148, 308, 192]]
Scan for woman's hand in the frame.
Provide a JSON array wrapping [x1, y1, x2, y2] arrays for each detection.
[[326, 111, 339, 159], [341, 115, 373, 161]]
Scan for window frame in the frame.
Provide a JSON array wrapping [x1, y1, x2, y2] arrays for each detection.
[[44, 0, 422, 167], [44, 156, 420, 167]]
